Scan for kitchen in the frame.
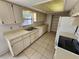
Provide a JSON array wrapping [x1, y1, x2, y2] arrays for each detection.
[[0, 0, 79, 59]]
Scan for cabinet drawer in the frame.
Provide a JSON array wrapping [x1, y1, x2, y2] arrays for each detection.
[[31, 30, 38, 34], [23, 34, 30, 39], [10, 37, 22, 45], [23, 37, 30, 49], [11, 40, 24, 56], [30, 33, 38, 43]]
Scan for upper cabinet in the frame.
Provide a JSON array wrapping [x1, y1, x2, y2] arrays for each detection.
[[36, 13, 46, 22], [0, 1, 23, 24], [72, 17, 79, 26], [70, 1, 79, 16], [0, 0, 15, 24], [13, 5, 23, 24]]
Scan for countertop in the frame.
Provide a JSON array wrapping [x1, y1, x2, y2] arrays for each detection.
[[4, 29, 38, 41], [4, 29, 31, 41], [4, 25, 47, 41]]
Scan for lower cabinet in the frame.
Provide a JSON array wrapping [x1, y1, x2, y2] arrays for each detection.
[[8, 30, 39, 56], [30, 30, 39, 43], [5, 25, 48, 56], [30, 32, 36, 43], [38, 25, 48, 37], [23, 36, 31, 49], [12, 40, 24, 56]]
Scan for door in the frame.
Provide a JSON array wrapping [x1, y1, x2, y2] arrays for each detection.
[[51, 16, 59, 32]]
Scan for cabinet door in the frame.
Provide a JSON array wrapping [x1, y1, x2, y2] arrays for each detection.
[[0, 1, 15, 24], [12, 40, 24, 56], [30, 33, 36, 43], [23, 35, 30, 49], [70, 2, 79, 16], [30, 31, 38, 43], [13, 5, 23, 24], [37, 13, 43, 22]]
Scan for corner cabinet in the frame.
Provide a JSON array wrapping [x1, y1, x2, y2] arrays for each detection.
[[0, 1, 23, 24]]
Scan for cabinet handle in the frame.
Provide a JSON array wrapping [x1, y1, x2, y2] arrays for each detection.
[[15, 21, 16, 23], [2, 21, 4, 24]]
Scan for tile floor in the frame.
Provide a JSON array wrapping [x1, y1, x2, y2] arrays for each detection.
[[0, 32, 56, 59]]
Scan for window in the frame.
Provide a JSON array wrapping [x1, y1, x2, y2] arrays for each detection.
[[22, 10, 37, 26], [22, 10, 33, 26], [33, 13, 37, 22]]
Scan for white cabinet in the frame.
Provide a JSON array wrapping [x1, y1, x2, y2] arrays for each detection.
[[72, 17, 79, 26], [70, 1, 79, 16], [0, 1, 15, 24], [37, 25, 48, 37], [13, 5, 23, 24], [12, 40, 24, 56], [23, 34, 31, 49], [30, 30, 38, 43], [4, 26, 47, 56], [0, 1, 23, 24], [10, 34, 31, 56], [36, 13, 46, 22]]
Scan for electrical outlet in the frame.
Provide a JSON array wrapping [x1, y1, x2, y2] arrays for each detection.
[[10, 27, 13, 30]]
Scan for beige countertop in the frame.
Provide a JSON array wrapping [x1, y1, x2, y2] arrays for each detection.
[[54, 46, 79, 59], [60, 32, 78, 39], [4, 25, 47, 41], [4, 29, 31, 41]]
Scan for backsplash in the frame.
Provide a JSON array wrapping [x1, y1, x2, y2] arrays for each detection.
[[0, 24, 23, 32]]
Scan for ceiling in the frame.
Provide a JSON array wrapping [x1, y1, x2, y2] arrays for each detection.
[[6, 0, 52, 6], [6, 0, 78, 14], [33, 0, 64, 13]]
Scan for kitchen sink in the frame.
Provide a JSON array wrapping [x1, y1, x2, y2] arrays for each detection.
[[24, 27, 37, 31]]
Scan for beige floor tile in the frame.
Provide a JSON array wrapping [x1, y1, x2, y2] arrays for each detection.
[[40, 56, 48, 59], [0, 53, 11, 59], [30, 52, 42, 59], [24, 47, 36, 58], [11, 52, 28, 59]]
